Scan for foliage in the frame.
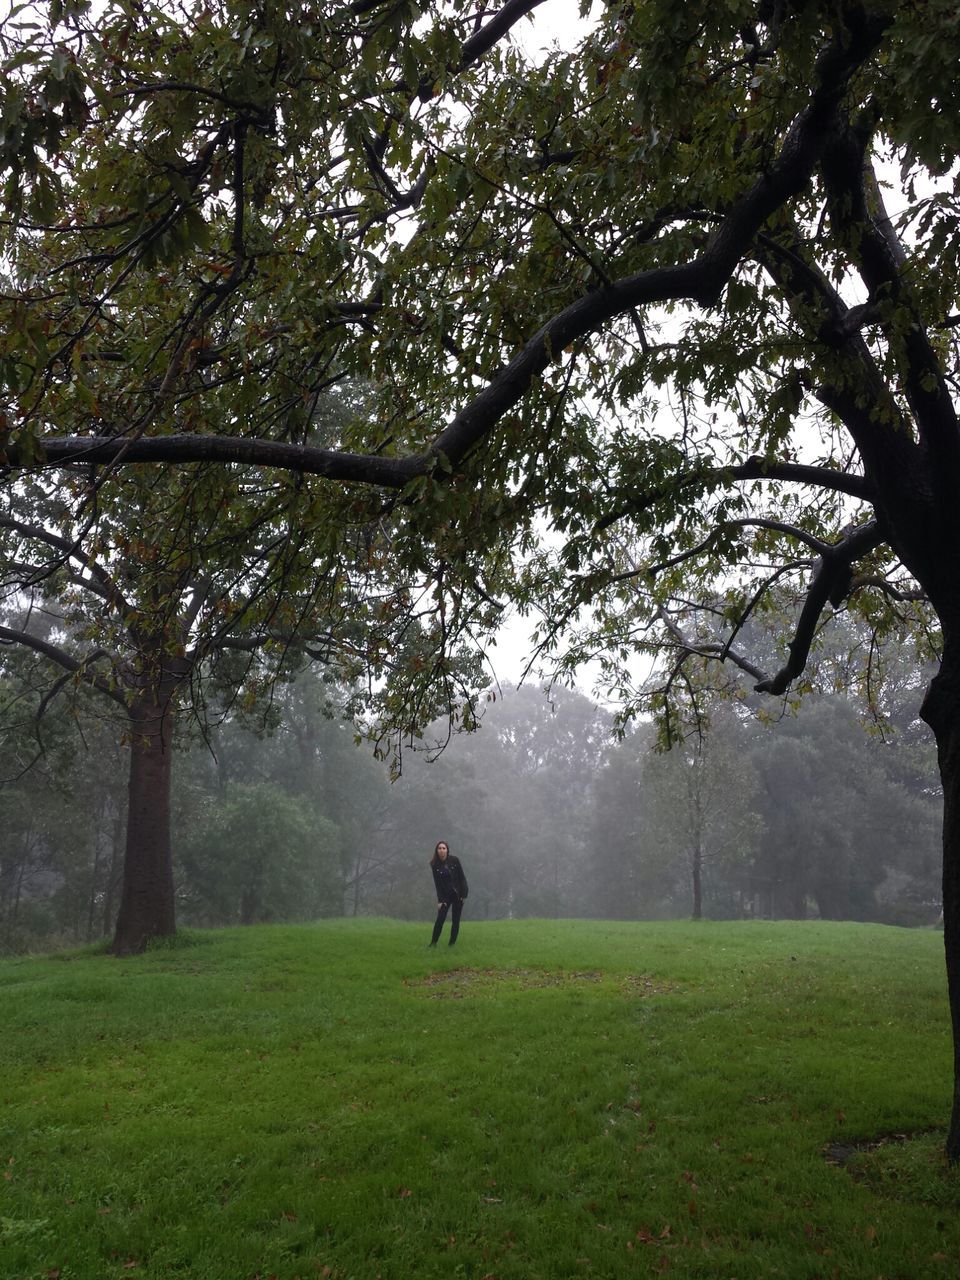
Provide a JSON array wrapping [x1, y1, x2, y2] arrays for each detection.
[[1, 0, 953, 715], [0, 656, 126, 953], [0, 918, 957, 1279], [176, 780, 341, 925]]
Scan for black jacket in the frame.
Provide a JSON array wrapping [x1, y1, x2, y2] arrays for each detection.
[[432, 855, 468, 904]]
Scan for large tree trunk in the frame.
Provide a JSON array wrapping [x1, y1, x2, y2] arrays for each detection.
[[920, 654, 960, 1162], [112, 686, 178, 956]]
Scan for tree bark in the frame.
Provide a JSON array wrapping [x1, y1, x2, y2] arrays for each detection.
[[112, 686, 178, 956], [920, 652, 960, 1162]]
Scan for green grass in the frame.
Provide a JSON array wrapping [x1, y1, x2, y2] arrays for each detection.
[[0, 918, 958, 1279]]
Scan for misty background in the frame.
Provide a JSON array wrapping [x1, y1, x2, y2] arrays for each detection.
[[0, 614, 941, 952]]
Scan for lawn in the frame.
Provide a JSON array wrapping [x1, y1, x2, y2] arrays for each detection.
[[0, 918, 957, 1279]]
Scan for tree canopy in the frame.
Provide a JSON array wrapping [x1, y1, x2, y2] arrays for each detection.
[[2, 0, 960, 1151]]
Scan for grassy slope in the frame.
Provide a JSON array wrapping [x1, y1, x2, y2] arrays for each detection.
[[0, 918, 957, 1280]]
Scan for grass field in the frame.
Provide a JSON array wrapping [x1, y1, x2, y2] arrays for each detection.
[[0, 918, 958, 1279]]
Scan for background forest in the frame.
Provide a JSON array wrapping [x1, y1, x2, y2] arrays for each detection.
[[0, 630, 942, 953]]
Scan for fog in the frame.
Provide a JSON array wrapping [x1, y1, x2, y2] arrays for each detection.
[[1, 655, 941, 952]]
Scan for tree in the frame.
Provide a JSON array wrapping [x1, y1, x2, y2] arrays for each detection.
[[2, 472, 292, 952], [173, 664, 389, 920], [3, 0, 960, 1153], [0, 460, 421, 953], [177, 781, 341, 924], [641, 713, 762, 920], [749, 695, 939, 921]]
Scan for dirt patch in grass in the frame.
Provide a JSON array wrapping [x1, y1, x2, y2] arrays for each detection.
[[407, 967, 679, 999], [824, 1130, 960, 1207], [823, 1129, 938, 1167]]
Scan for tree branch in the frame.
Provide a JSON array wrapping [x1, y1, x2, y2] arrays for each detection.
[[0, 515, 134, 617], [23, 435, 426, 488], [20, 12, 890, 492], [848, 574, 928, 604], [754, 520, 885, 694], [821, 114, 960, 482], [596, 455, 871, 534], [0, 624, 128, 708], [657, 604, 770, 685]]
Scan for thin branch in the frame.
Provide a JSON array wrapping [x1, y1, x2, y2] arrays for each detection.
[[0, 625, 127, 708], [848, 574, 928, 603], [596, 456, 871, 534], [0, 516, 134, 616], [657, 605, 769, 685], [754, 520, 885, 694]]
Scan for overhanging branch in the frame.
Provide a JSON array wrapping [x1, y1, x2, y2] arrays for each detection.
[[17, 11, 890, 492]]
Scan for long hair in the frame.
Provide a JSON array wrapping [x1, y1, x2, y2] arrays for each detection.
[[430, 840, 450, 867]]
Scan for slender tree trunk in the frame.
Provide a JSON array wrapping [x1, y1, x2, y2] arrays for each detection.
[[86, 825, 103, 944], [13, 856, 26, 924], [352, 859, 363, 915], [112, 685, 178, 956], [102, 802, 124, 939], [921, 652, 960, 1162], [687, 764, 703, 920]]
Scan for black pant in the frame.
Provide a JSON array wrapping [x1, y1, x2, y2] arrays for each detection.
[[431, 898, 463, 945]]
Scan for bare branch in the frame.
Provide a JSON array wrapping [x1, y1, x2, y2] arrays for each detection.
[[848, 574, 928, 604], [657, 605, 769, 685]]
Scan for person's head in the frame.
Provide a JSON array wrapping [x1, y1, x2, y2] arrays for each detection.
[[431, 840, 450, 865]]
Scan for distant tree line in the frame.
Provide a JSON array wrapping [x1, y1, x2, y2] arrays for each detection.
[[0, 648, 941, 952]]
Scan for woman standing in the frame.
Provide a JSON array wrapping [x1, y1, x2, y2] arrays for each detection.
[[428, 840, 469, 947]]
